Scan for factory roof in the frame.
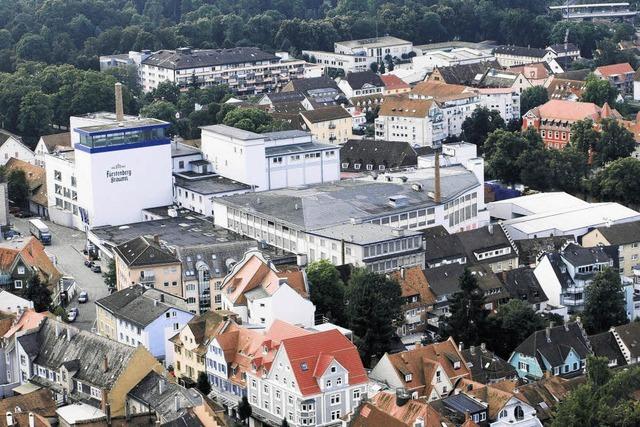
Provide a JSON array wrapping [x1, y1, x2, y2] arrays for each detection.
[[488, 192, 589, 218], [76, 118, 168, 133], [214, 165, 479, 231], [309, 223, 422, 245], [171, 142, 201, 158], [199, 124, 264, 140], [494, 45, 547, 58], [174, 175, 251, 195], [142, 47, 279, 70], [336, 36, 411, 49], [265, 141, 335, 156]]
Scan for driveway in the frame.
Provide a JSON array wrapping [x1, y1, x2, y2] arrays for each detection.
[[9, 216, 110, 331]]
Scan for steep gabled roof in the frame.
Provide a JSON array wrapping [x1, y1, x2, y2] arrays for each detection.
[[595, 62, 634, 77], [340, 139, 418, 172], [390, 265, 437, 305], [300, 106, 351, 123], [0, 237, 62, 285], [411, 81, 469, 101], [381, 74, 410, 90], [345, 71, 385, 90], [612, 322, 640, 359], [593, 220, 640, 245], [368, 391, 453, 427], [39, 132, 71, 151], [281, 329, 367, 396], [513, 322, 591, 368]]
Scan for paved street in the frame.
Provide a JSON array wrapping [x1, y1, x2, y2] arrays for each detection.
[[10, 216, 109, 331]]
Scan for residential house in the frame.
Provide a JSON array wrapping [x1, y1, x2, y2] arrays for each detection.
[[16, 317, 162, 417], [474, 87, 521, 123], [112, 235, 183, 297], [391, 266, 436, 337], [427, 61, 501, 86], [460, 344, 518, 384], [219, 250, 315, 328], [205, 319, 311, 411], [582, 220, 640, 277], [508, 321, 591, 380], [4, 158, 48, 218], [594, 62, 635, 96], [168, 310, 233, 384], [456, 224, 519, 273], [423, 226, 466, 268], [459, 379, 543, 427], [337, 71, 385, 108], [513, 236, 575, 267], [369, 338, 471, 400], [0, 309, 46, 397], [347, 390, 454, 427], [498, 267, 550, 313], [545, 76, 586, 101], [375, 96, 445, 146], [339, 139, 420, 174], [478, 68, 533, 95], [246, 329, 368, 426], [281, 76, 347, 109], [95, 285, 194, 361], [588, 330, 626, 368], [34, 133, 71, 167], [609, 321, 640, 365], [300, 107, 353, 145], [533, 243, 616, 313], [0, 290, 33, 314], [430, 392, 488, 425], [0, 388, 56, 426], [200, 125, 340, 189], [380, 74, 411, 95], [634, 68, 640, 101], [513, 375, 585, 424], [0, 237, 62, 299], [0, 130, 35, 166], [508, 63, 551, 86]]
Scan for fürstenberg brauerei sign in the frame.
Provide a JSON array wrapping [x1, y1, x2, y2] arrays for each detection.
[[106, 163, 132, 183]]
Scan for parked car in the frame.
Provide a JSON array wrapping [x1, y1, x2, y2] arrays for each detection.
[[78, 291, 88, 303], [3, 229, 21, 239], [67, 307, 78, 322], [15, 210, 33, 218], [91, 264, 102, 273], [84, 259, 93, 268]]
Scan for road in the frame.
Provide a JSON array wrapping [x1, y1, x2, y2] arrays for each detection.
[[10, 216, 109, 331]]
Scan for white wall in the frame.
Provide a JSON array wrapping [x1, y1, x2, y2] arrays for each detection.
[[534, 256, 563, 307], [248, 284, 315, 328], [0, 138, 35, 166]]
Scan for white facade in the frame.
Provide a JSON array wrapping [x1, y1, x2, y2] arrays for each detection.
[[412, 48, 495, 71], [492, 397, 542, 427], [241, 284, 315, 328], [45, 150, 82, 229], [302, 50, 374, 74], [375, 112, 445, 147], [0, 135, 35, 166], [174, 180, 250, 217], [0, 290, 33, 314], [200, 126, 340, 191], [634, 80, 640, 101], [476, 88, 521, 122]]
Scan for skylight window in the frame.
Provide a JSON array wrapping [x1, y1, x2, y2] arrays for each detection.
[[301, 362, 308, 371]]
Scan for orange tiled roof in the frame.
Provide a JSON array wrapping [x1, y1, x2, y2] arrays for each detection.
[[411, 81, 469, 101], [535, 99, 601, 122], [381, 74, 410, 90], [595, 62, 634, 76], [371, 391, 452, 427], [0, 237, 62, 285], [391, 266, 437, 305], [2, 309, 46, 339], [379, 96, 434, 118], [281, 329, 367, 396]]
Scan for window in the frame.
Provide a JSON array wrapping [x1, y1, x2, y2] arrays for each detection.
[[14, 280, 22, 289], [326, 379, 332, 387], [518, 361, 529, 373], [336, 377, 342, 385], [330, 393, 341, 405], [514, 405, 524, 421], [331, 410, 341, 421], [288, 395, 293, 405], [405, 373, 412, 382], [90, 387, 102, 400], [330, 366, 337, 373], [353, 389, 361, 400], [17, 266, 25, 274]]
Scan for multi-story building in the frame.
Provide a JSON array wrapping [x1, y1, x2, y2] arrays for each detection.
[[140, 47, 315, 94], [594, 62, 635, 96], [534, 243, 617, 313], [99, 50, 151, 72], [212, 163, 489, 267], [173, 173, 252, 216], [16, 317, 161, 416], [300, 107, 353, 145], [0, 130, 35, 166], [380, 74, 411, 95], [336, 71, 385, 109], [522, 99, 603, 149], [303, 36, 413, 74], [112, 235, 183, 297], [375, 96, 445, 146], [494, 45, 556, 67], [390, 266, 436, 337], [246, 329, 368, 427], [34, 132, 70, 167], [168, 310, 232, 384], [95, 285, 194, 361], [200, 126, 340, 191], [220, 250, 315, 328], [205, 319, 311, 409], [0, 309, 45, 397], [476, 87, 521, 122], [583, 220, 640, 277]]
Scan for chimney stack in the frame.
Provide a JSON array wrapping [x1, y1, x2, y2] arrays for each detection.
[[103, 355, 109, 373], [158, 378, 164, 395], [5, 412, 13, 427], [434, 150, 441, 204], [105, 403, 111, 427], [115, 82, 124, 122], [174, 395, 180, 412], [28, 413, 35, 427]]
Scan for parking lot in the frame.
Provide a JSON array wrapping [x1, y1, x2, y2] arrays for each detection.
[[10, 216, 110, 331]]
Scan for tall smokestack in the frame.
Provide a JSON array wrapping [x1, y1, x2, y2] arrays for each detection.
[[115, 82, 124, 122], [434, 149, 441, 204]]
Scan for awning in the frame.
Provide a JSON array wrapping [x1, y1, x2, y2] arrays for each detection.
[[12, 382, 41, 395]]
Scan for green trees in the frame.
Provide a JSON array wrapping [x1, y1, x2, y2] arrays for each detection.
[[582, 268, 628, 334], [196, 372, 211, 396], [237, 396, 252, 424], [520, 86, 549, 116], [485, 300, 545, 359], [25, 274, 52, 313], [591, 157, 640, 207], [221, 108, 290, 133], [346, 268, 402, 365], [484, 129, 544, 186], [444, 269, 487, 347], [103, 258, 117, 291], [6, 170, 30, 209], [18, 91, 52, 137], [306, 260, 346, 325], [460, 107, 505, 152], [581, 75, 619, 107], [595, 118, 636, 166]]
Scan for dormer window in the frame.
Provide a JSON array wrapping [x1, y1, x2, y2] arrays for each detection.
[[453, 361, 461, 369], [263, 345, 268, 354], [330, 366, 336, 373], [405, 373, 412, 382]]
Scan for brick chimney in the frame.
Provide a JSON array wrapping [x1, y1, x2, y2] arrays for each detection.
[[114, 83, 124, 122]]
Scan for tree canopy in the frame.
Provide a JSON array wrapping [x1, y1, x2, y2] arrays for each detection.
[[460, 107, 505, 153], [581, 74, 619, 107], [591, 157, 640, 207], [582, 268, 628, 334], [306, 260, 346, 325], [444, 268, 487, 347], [520, 86, 549, 116]]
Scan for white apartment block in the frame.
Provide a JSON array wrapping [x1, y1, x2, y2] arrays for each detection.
[[302, 36, 413, 74], [140, 47, 316, 94], [200, 126, 339, 192], [375, 97, 446, 146], [476, 88, 521, 122], [45, 149, 81, 229]]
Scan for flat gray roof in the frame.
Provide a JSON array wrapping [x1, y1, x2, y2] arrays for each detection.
[[310, 223, 422, 245], [265, 142, 336, 156], [76, 118, 168, 133], [174, 174, 251, 195], [263, 130, 310, 140], [215, 166, 479, 231], [199, 124, 263, 140], [171, 142, 201, 157]]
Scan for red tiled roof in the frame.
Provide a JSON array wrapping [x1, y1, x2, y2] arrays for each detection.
[[595, 62, 634, 76], [0, 238, 62, 286], [2, 309, 46, 339], [282, 329, 367, 396], [381, 74, 410, 90], [535, 99, 601, 122]]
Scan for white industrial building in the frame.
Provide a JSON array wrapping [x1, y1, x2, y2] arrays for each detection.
[[411, 47, 495, 71], [200, 126, 340, 192], [489, 193, 640, 240], [46, 84, 174, 230]]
